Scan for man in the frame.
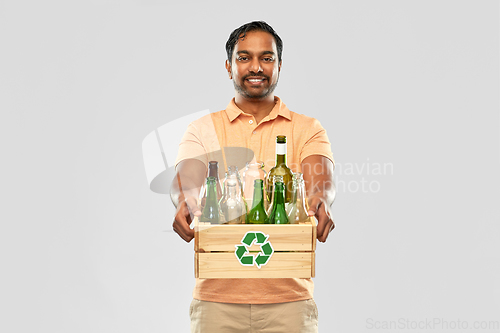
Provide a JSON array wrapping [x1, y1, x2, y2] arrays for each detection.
[[171, 21, 335, 333]]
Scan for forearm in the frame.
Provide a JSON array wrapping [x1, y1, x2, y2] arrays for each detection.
[[301, 155, 336, 242], [170, 159, 207, 208], [170, 176, 200, 208], [301, 155, 335, 206], [306, 174, 336, 207]]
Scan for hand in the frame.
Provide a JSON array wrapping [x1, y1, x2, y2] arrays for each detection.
[[308, 196, 335, 243], [172, 196, 201, 243]]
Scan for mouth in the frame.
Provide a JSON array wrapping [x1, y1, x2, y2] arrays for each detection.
[[245, 77, 267, 85]]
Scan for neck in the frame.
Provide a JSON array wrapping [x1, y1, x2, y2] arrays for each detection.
[[234, 94, 276, 124]]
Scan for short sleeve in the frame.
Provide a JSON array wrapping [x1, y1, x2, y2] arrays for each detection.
[[299, 118, 335, 165], [175, 121, 209, 168]]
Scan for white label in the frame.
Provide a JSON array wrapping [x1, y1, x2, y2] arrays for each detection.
[[276, 142, 286, 155]]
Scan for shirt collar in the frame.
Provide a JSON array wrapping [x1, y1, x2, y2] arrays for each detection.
[[225, 96, 292, 122]]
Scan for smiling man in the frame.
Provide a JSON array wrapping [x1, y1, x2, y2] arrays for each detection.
[[171, 21, 335, 333], [227, 29, 281, 122]]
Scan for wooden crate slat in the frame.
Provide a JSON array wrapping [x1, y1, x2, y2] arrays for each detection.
[[197, 252, 312, 279], [194, 252, 199, 278], [311, 252, 315, 278], [196, 224, 314, 252], [311, 217, 317, 251]]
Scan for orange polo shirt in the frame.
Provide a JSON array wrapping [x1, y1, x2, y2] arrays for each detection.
[[175, 96, 334, 304]]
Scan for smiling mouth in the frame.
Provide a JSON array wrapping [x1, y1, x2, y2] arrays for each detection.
[[245, 77, 266, 85]]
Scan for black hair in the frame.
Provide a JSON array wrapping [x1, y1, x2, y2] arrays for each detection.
[[225, 21, 283, 64]]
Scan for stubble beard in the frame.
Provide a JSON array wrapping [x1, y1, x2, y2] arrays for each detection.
[[233, 75, 279, 100]]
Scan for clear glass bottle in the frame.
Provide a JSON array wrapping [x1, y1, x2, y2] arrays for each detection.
[[199, 161, 223, 209], [223, 166, 244, 195], [287, 173, 309, 224], [267, 175, 289, 224], [219, 177, 246, 224], [199, 177, 222, 224], [242, 161, 266, 208], [246, 179, 268, 224], [223, 165, 247, 212], [266, 136, 293, 206]]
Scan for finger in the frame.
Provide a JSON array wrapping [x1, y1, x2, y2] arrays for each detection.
[[173, 202, 196, 243], [175, 229, 193, 243], [316, 206, 334, 242], [307, 197, 321, 216], [184, 228, 195, 241], [318, 220, 334, 243], [173, 219, 195, 242], [314, 204, 329, 239]]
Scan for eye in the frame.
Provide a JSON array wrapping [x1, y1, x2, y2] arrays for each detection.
[[263, 57, 274, 62], [237, 56, 249, 61]]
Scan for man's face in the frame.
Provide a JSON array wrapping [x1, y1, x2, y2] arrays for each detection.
[[226, 30, 281, 100]]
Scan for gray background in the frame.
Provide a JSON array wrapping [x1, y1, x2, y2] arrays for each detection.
[[1, 0, 499, 332]]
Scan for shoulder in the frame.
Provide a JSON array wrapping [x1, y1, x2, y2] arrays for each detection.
[[187, 110, 226, 132], [190, 112, 214, 127], [289, 111, 326, 131]]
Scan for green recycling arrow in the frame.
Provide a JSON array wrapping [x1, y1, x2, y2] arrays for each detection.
[[235, 245, 247, 260], [255, 253, 270, 268], [260, 242, 273, 256], [242, 232, 256, 246], [256, 232, 268, 244], [234, 231, 274, 269]]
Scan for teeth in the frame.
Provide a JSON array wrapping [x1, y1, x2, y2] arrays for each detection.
[[248, 79, 263, 82]]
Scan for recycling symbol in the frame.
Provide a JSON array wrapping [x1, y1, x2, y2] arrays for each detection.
[[235, 231, 274, 269]]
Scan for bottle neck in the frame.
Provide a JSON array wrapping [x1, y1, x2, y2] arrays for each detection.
[[273, 182, 285, 205], [227, 166, 238, 175], [295, 179, 307, 202], [252, 180, 264, 207], [209, 163, 219, 179], [225, 183, 238, 199], [206, 179, 218, 201], [275, 142, 287, 165]]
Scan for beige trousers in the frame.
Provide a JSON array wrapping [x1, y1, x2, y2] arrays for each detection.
[[189, 299, 318, 333]]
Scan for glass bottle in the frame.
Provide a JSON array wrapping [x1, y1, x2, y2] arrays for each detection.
[[287, 173, 310, 224], [224, 165, 247, 212], [266, 136, 293, 206], [223, 166, 244, 195], [246, 179, 268, 224], [199, 161, 223, 209], [219, 177, 246, 224], [199, 177, 221, 224], [267, 175, 289, 224], [242, 161, 266, 208]]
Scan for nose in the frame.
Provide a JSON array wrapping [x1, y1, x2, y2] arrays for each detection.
[[249, 58, 263, 73]]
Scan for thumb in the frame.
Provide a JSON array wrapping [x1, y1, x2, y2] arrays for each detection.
[[307, 197, 321, 216], [193, 207, 201, 216], [186, 197, 202, 217]]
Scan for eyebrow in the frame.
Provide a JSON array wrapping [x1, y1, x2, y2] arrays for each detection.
[[236, 50, 276, 56]]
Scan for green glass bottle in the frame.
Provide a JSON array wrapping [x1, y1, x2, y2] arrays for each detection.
[[199, 177, 221, 224], [267, 175, 289, 224], [199, 161, 223, 210], [266, 136, 293, 205], [246, 179, 268, 224]]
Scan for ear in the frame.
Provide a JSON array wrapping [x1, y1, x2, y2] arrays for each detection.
[[225, 60, 232, 79], [278, 60, 282, 73]]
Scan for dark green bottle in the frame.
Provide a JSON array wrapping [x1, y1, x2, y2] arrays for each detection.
[[267, 176, 289, 224], [199, 177, 221, 224], [246, 179, 268, 224]]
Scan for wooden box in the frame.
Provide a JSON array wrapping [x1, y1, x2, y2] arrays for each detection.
[[194, 217, 317, 278]]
